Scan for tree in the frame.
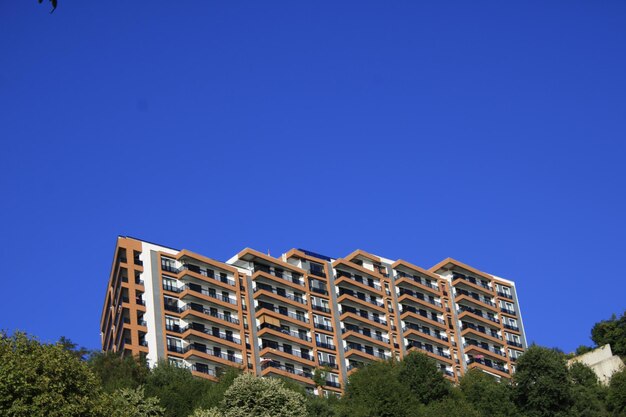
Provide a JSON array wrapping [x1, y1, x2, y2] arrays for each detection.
[[0, 331, 101, 417], [422, 397, 481, 417], [89, 351, 149, 393], [219, 373, 307, 417], [340, 359, 421, 417], [96, 387, 164, 417], [397, 351, 451, 405], [144, 361, 214, 417], [592, 312, 626, 358], [606, 368, 626, 417], [513, 345, 573, 417], [458, 369, 519, 417], [568, 362, 609, 417], [58, 336, 92, 361]]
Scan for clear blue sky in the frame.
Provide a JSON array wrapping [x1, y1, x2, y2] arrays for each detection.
[[1, 1, 625, 353]]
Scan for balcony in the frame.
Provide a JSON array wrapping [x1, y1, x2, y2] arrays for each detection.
[[461, 322, 502, 340], [312, 304, 332, 314], [503, 323, 520, 332], [398, 288, 442, 308], [342, 327, 389, 344], [258, 322, 312, 342], [402, 323, 448, 342], [344, 344, 390, 360], [180, 304, 241, 325], [254, 283, 307, 305], [457, 306, 499, 324], [335, 270, 381, 291], [309, 266, 326, 278], [318, 360, 338, 369], [500, 307, 516, 316], [497, 291, 513, 300], [406, 342, 452, 359], [464, 341, 506, 357], [338, 288, 384, 308], [452, 273, 492, 291], [316, 341, 336, 350], [340, 306, 387, 326], [260, 343, 314, 361], [395, 272, 439, 291], [182, 284, 237, 305], [183, 344, 243, 364], [455, 288, 496, 307], [254, 264, 304, 287], [255, 304, 309, 324], [314, 322, 334, 332], [191, 364, 217, 377], [180, 263, 236, 286], [184, 324, 242, 344], [261, 361, 313, 379], [310, 285, 329, 295], [400, 306, 445, 325], [468, 357, 507, 373], [325, 380, 341, 389], [506, 340, 523, 348]]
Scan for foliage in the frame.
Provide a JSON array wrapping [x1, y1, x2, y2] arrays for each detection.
[[458, 369, 519, 417], [219, 373, 307, 417], [422, 397, 481, 417], [305, 393, 339, 417], [398, 351, 451, 405], [592, 311, 626, 358], [340, 359, 421, 417], [513, 345, 573, 417], [89, 351, 150, 392], [144, 361, 215, 417], [312, 367, 330, 389], [606, 368, 626, 417], [96, 386, 164, 417], [58, 336, 93, 361], [576, 345, 594, 356], [188, 409, 224, 417], [0, 331, 101, 417]]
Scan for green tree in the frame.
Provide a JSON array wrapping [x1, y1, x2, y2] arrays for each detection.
[[397, 351, 451, 405], [219, 373, 307, 417], [422, 397, 481, 417], [568, 362, 609, 417], [144, 361, 215, 417], [0, 331, 101, 417], [89, 351, 149, 393], [513, 345, 573, 417], [592, 312, 626, 358], [96, 386, 164, 417], [305, 393, 339, 417], [458, 369, 519, 417], [340, 359, 420, 417], [606, 368, 626, 417], [58, 336, 92, 361]]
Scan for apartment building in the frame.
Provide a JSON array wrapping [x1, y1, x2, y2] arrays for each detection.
[[101, 236, 527, 395]]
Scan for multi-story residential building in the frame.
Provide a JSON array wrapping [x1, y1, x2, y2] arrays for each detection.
[[101, 236, 527, 395]]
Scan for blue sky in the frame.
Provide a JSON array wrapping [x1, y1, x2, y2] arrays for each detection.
[[1, 1, 625, 353]]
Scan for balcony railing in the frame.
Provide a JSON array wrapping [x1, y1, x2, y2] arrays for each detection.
[[258, 323, 311, 342], [398, 288, 442, 307], [461, 322, 502, 340], [312, 304, 332, 314], [344, 344, 390, 360], [497, 291, 514, 300], [503, 323, 520, 332], [254, 264, 304, 286], [506, 340, 523, 348], [500, 307, 516, 315], [339, 306, 387, 325], [468, 357, 507, 373], [309, 267, 326, 278], [402, 323, 448, 342], [180, 304, 240, 325], [325, 380, 341, 388], [406, 342, 452, 359], [261, 361, 312, 379], [455, 288, 495, 307], [183, 345, 243, 364], [318, 360, 338, 369], [394, 272, 439, 291], [316, 341, 336, 350], [400, 306, 445, 324], [464, 342, 506, 357], [457, 306, 500, 324], [314, 322, 334, 332], [254, 283, 307, 305], [452, 273, 492, 291], [310, 285, 329, 295], [338, 288, 384, 307], [181, 263, 236, 286], [183, 284, 237, 305], [256, 305, 309, 323], [343, 326, 390, 343], [260, 343, 314, 361], [335, 270, 382, 291], [191, 364, 217, 377]]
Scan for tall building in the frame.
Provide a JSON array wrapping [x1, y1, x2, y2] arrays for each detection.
[[101, 236, 527, 395]]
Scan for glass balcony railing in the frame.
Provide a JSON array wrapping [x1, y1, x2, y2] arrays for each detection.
[[453, 273, 492, 291], [464, 341, 506, 357], [342, 326, 390, 343], [400, 306, 445, 324], [345, 344, 390, 360], [406, 342, 451, 359], [335, 270, 382, 291], [394, 272, 439, 291], [261, 361, 312, 379], [468, 357, 507, 373], [455, 288, 495, 307], [255, 305, 309, 323], [497, 291, 514, 300], [258, 323, 312, 342], [254, 283, 307, 305], [259, 343, 314, 361], [398, 288, 442, 307], [254, 264, 304, 286], [338, 288, 384, 307], [402, 323, 448, 342], [457, 306, 500, 324], [339, 306, 387, 325], [461, 322, 502, 340], [183, 345, 243, 364]]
